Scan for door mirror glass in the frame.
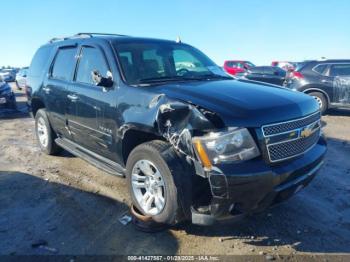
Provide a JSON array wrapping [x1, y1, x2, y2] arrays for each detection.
[[91, 70, 113, 88]]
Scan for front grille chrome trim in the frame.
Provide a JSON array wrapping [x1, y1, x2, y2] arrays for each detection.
[[261, 111, 322, 163], [262, 111, 321, 137], [266, 129, 320, 163]]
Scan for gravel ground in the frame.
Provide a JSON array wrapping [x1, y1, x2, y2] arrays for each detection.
[[0, 84, 350, 258]]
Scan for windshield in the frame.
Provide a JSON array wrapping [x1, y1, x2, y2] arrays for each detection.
[[245, 61, 255, 68], [114, 41, 230, 85]]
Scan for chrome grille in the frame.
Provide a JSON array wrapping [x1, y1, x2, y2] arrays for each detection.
[[262, 112, 321, 163], [268, 129, 320, 162], [263, 111, 321, 136]]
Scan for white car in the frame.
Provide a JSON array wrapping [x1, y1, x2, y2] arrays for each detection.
[[15, 67, 28, 90]]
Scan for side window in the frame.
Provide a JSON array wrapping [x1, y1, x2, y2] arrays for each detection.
[[329, 64, 350, 77], [28, 46, 52, 77], [250, 67, 263, 74], [313, 64, 328, 75], [264, 67, 274, 75], [76, 47, 109, 85], [51, 47, 77, 81]]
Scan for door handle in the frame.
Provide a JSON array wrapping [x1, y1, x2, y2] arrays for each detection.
[[321, 79, 332, 84], [67, 94, 79, 102], [42, 87, 51, 94]]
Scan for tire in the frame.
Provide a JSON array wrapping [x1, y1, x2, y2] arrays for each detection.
[[126, 140, 180, 225], [309, 92, 327, 114], [35, 109, 61, 155]]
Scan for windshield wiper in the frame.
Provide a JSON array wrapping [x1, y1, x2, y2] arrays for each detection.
[[138, 76, 198, 84], [191, 74, 233, 80], [137, 74, 232, 85]]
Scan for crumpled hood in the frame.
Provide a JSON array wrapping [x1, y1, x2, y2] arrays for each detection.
[[154, 79, 319, 127]]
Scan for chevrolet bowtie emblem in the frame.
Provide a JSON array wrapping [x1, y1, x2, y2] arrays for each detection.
[[300, 127, 313, 138]]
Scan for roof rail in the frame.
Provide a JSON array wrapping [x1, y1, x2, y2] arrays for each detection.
[[48, 33, 128, 43], [75, 32, 129, 37]]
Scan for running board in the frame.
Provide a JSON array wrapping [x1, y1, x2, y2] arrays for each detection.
[[55, 138, 125, 177]]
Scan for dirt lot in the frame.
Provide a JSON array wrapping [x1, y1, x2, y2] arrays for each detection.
[[1, 83, 350, 257]]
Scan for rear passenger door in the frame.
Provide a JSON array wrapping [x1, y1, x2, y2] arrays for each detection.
[[44, 46, 78, 139], [67, 44, 115, 156], [329, 63, 350, 105]]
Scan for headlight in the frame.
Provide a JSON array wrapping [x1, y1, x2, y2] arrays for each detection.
[[193, 128, 260, 169]]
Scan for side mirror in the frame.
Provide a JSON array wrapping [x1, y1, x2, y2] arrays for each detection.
[[91, 70, 113, 89]]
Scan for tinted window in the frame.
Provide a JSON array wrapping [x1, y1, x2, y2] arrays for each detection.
[[329, 64, 350, 77], [264, 67, 274, 75], [28, 46, 52, 77], [76, 47, 109, 85], [51, 47, 77, 81], [313, 64, 328, 75]]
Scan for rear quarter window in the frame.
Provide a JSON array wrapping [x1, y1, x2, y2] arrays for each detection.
[[312, 64, 328, 75], [28, 46, 53, 77]]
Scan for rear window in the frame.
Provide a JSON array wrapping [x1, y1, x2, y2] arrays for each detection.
[[51, 47, 77, 81], [313, 64, 328, 75], [28, 46, 52, 77]]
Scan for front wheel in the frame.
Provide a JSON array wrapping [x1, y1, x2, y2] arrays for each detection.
[[126, 141, 180, 225], [309, 92, 327, 114]]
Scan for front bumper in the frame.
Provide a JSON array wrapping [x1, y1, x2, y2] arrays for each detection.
[[191, 136, 327, 225]]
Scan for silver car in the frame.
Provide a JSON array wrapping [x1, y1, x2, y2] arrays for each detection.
[[15, 67, 28, 90]]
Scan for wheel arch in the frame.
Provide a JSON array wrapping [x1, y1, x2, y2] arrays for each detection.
[[303, 87, 331, 105], [121, 128, 166, 165], [31, 97, 46, 117]]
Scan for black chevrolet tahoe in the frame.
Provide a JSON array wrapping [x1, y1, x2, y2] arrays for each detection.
[[27, 33, 327, 225]]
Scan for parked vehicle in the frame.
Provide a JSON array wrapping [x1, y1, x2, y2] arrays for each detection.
[[244, 66, 286, 86], [0, 68, 16, 82], [15, 67, 29, 90], [223, 60, 255, 76], [271, 61, 296, 72], [0, 76, 16, 109], [27, 33, 326, 226], [284, 59, 350, 113]]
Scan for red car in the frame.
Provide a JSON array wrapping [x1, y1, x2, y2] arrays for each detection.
[[223, 60, 255, 76]]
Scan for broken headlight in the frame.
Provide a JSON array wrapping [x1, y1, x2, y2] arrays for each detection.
[[193, 128, 260, 168]]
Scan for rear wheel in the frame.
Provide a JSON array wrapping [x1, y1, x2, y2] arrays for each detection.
[[35, 109, 61, 155], [126, 140, 180, 225], [309, 92, 327, 114]]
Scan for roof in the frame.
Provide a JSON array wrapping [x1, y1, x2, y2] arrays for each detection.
[[45, 33, 178, 46]]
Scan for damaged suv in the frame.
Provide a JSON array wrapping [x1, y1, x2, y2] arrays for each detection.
[[27, 33, 327, 225]]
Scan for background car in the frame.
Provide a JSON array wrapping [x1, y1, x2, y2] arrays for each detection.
[[15, 67, 28, 90], [223, 60, 255, 76], [284, 59, 350, 113], [244, 66, 286, 85], [0, 76, 16, 109], [271, 61, 296, 72], [0, 68, 17, 82]]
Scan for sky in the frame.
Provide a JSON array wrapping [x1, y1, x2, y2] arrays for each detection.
[[1, 0, 349, 67]]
